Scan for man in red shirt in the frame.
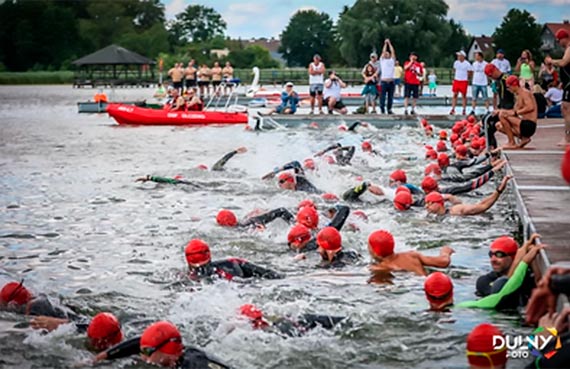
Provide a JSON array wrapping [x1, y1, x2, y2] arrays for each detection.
[[403, 52, 423, 115]]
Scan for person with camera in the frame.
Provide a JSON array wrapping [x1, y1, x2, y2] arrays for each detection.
[[515, 49, 536, 89], [323, 71, 348, 114]]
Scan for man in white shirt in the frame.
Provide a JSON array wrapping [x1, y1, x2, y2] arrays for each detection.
[[323, 71, 348, 115], [450, 50, 473, 115], [471, 52, 489, 114], [545, 81, 563, 105], [308, 54, 326, 115], [491, 49, 512, 109], [379, 39, 396, 114]]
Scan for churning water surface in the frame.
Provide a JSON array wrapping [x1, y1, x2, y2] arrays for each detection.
[[0, 86, 529, 369]]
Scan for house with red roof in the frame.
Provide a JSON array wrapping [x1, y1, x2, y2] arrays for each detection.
[[541, 21, 570, 55]]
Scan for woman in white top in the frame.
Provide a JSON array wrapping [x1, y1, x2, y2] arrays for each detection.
[[471, 51, 490, 113], [380, 39, 396, 114], [308, 54, 326, 114]]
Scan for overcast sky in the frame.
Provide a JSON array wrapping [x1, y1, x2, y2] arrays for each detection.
[[162, 0, 570, 39]]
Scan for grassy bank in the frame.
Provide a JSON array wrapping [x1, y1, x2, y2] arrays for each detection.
[[0, 68, 458, 86], [0, 71, 74, 85]]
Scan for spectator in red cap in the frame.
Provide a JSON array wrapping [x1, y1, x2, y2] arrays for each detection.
[[496, 75, 538, 149], [465, 323, 507, 369], [424, 272, 454, 311], [184, 239, 283, 281], [215, 207, 294, 229], [367, 230, 454, 276], [135, 147, 248, 185], [425, 176, 512, 216], [316, 227, 360, 268], [94, 320, 232, 368], [546, 29, 570, 146]]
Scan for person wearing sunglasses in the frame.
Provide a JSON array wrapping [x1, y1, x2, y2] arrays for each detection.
[[184, 239, 283, 281], [93, 321, 232, 368], [424, 175, 512, 216], [466, 323, 508, 369], [0, 280, 70, 319]]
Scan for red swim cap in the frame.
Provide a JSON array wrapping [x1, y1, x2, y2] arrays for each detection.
[[140, 321, 183, 356], [467, 115, 476, 124], [287, 223, 311, 248], [425, 163, 442, 176], [196, 164, 208, 170], [395, 185, 411, 195], [421, 176, 439, 193], [0, 281, 32, 305], [562, 146, 570, 184], [450, 133, 459, 143], [298, 199, 316, 210], [425, 145, 434, 151], [425, 125, 433, 133], [436, 141, 448, 153], [438, 153, 450, 168], [490, 236, 518, 255], [87, 312, 123, 351], [439, 131, 448, 139], [239, 304, 268, 329], [426, 149, 437, 160], [321, 193, 339, 202], [338, 125, 348, 131], [390, 169, 407, 183], [394, 191, 413, 211], [455, 144, 468, 157], [352, 210, 368, 220], [506, 75, 519, 88], [556, 29, 570, 40], [452, 124, 462, 135], [309, 121, 319, 129], [316, 227, 342, 251], [278, 172, 295, 184], [478, 137, 486, 148], [303, 158, 316, 170], [296, 206, 319, 229], [324, 155, 336, 164], [452, 138, 463, 148], [421, 118, 428, 127], [470, 140, 481, 150], [424, 272, 453, 304], [467, 323, 507, 368], [362, 141, 372, 152], [425, 191, 444, 205], [185, 239, 211, 266], [484, 63, 497, 76], [368, 230, 395, 258], [216, 209, 238, 227]]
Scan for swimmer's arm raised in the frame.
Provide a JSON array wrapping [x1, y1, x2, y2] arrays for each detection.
[[417, 246, 454, 268]]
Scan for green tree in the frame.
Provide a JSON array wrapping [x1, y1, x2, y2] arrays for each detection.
[[118, 23, 170, 59], [169, 5, 226, 43], [336, 0, 457, 67], [279, 10, 337, 67], [228, 45, 279, 68], [493, 8, 542, 62]]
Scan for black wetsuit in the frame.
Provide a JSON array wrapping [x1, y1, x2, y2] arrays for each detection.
[[271, 314, 346, 337], [441, 163, 494, 183], [317, 249, 361, 269], [412, 171, 495, 207], [273, 161, 321, 194], [102, 336, 232, 369], [525, 331, 570, 369], [342, 182, 369, 202], [189, 258, 284, 281], [475, 268, 535, 311], [448, 153, 491, 174], [483, 74, 516, 148], [238, 208, 294, 228], [212, 150, 241, 171], [319, 143, 356, 166], [297, 205, 350, 252]]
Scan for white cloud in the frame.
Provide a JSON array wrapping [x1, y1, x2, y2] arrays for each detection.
[[223, 2, 267, 28], [165, 0, 187, 19], [446, 0, 507, 21]]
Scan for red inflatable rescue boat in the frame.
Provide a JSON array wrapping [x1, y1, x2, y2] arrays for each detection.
[[106, 104, 248, 126]]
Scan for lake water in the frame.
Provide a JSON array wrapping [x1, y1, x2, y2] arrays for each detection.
[[0, 85, 529, 369]]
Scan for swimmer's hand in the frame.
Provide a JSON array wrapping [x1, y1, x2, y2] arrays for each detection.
[[368, 184, 384, 196], [441, 246, 455, 256], [261, 170, 277, 180], [135, 175, 150, 183], [30, 316, 69, 332], [522, 243, 546, 264], [236, 146, 247, 154], [92, 351, 108, 365], [496, 175, 512, 193], [294, 253, 306, 261]]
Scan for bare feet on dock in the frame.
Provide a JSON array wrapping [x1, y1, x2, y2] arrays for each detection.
[[501, 143, 519, 150], [518, 137, 531, 149]]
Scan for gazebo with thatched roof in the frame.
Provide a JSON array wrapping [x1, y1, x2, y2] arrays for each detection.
[[72, 44, 156, 88]]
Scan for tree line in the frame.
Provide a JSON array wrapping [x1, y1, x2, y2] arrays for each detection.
[[0, 0, 544, 72]]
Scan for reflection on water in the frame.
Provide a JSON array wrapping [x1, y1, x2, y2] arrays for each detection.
[[0, 86, 527, 368]]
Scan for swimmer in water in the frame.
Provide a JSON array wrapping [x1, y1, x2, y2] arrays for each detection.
[[262, 160, 321, 193], [315, 227, 361, 269], [215, 208, 295, 229], [367, 230, 454, 276], [314, 142, 356, 166], [424, 272, 454, 312]]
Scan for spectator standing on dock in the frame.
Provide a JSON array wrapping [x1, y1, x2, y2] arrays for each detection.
[[547, 29, 570, 146], [361, 63, 378, 114], [450, 50, 473, 116], [380, 39, 396, 114], [308, 54, 326, 115], [514, 49, 535, 89], [323, 71, 348, 115], [403, 52, 423, 115], [184, 60, 197, 92], [222, 61, 234, 95], [210, 61, 223, 96], [428, 70, 437, 96], [197, 64, 211, 98], [471, 52, 489, 114], [394, 60, 404, 97], [491, 49, 511, 109], [168, 63, 184, 92]]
